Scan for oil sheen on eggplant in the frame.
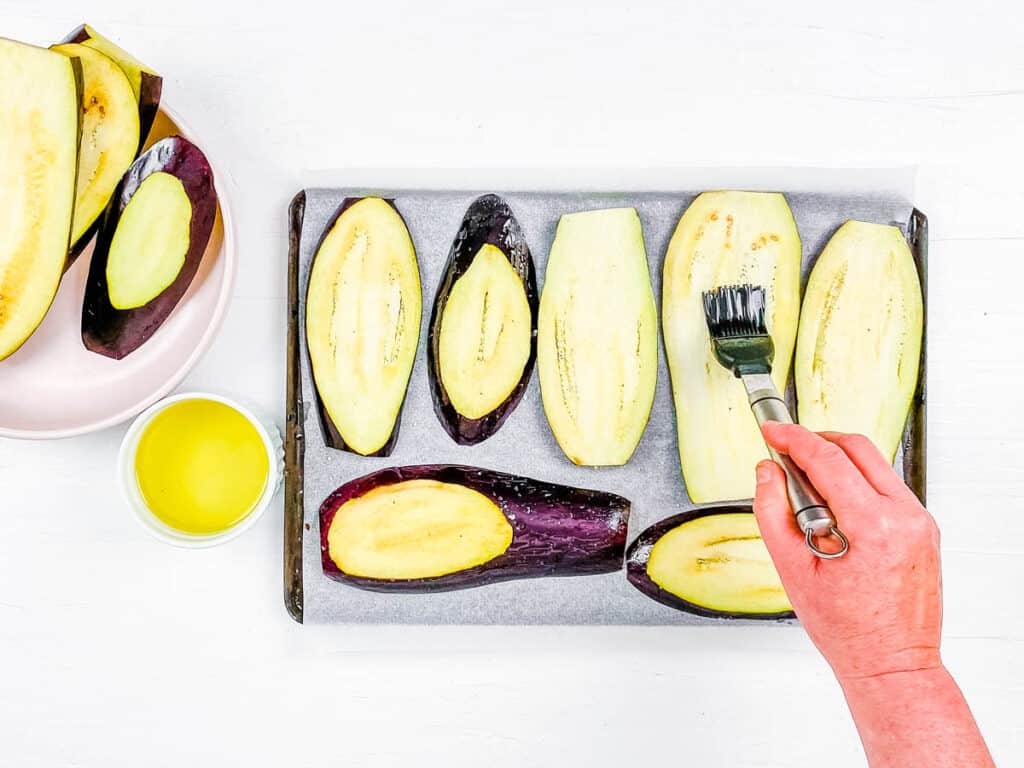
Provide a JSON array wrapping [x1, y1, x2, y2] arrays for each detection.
[[428, 194, 538, 444], [51, 42, 140, 258], [0, 39, 81, 361], [306, 198, 421, 457], [81, 136, 217, 359], [320, 465, 631, 592], [663, 191, 802, 503], [626, 506, 793, 620], [795, 220, 924, 461], [62, 24, 162, 154], [537, 207, 658, 466]]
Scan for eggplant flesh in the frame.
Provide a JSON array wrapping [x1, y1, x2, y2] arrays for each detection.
[[82, 136, 216, 359], [327, 479, 514, 580], [321, 465, 631, 592], [106, 172, 191, 308], [306, 197, 421, 457], [0, 39, 80, 361], [428, 194, 538, 444], [795, 220, 923, 461], [663, 191, 802, 502], [51, 43, 140, 258], [626, 507, 793, 619], [537, 207, 657, 466], [62, 24, 162, 153]]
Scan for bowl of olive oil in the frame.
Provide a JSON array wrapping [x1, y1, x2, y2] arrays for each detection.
[[119, 392, 282, 546]]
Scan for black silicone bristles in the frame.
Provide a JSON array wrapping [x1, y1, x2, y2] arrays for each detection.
[[702, 284, 769, 339]]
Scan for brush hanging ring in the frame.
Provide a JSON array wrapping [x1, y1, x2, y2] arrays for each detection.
[[806, 525, 849, 559]]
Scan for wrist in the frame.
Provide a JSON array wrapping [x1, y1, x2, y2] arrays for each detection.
[[827, 644, 943, 684], [838, 662, 948, 692], [836, 664, 994, 767]]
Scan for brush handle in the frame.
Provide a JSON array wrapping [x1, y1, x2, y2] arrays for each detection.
[[740, 374, 842, 546]]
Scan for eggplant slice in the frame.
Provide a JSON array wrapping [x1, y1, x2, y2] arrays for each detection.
[[320, 465, 631, 592], [306, 197, 422, 457], [51, 42, 140, 259], [0, 39, 81, 361], [663, 191, 802, 503], [62, 24, 162, 153], [626, 506, 793, 620], [428, 194, 538, 444], [537, 207, 658, 466], [795, 220, 924, 461], [82, 136, 217, 359]]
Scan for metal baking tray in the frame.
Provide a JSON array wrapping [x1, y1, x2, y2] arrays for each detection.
[[284, 188, 927, 624]]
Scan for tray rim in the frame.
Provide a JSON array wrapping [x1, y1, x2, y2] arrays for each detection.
[[283, 189, 928, 625]]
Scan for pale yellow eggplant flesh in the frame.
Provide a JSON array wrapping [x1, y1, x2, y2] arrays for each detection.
[[662, 191, 802, 503], [626, 507, 794, 619], [50, 42, 140, 258], [795, 220, 923, 462], [305, 197, 422, 457], [537, 207, 658, 466], [0, 39, 81, 361]]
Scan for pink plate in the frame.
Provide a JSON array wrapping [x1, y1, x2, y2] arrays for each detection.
[[0, 106, 236, 439]]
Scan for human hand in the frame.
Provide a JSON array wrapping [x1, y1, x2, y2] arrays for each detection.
[[754, 422, 943, 682]]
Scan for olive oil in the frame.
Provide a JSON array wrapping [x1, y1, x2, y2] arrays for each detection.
[[135, 399, 269, 535]]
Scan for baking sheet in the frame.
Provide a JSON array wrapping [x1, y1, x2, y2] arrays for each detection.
[[285, 187, 925, 625]]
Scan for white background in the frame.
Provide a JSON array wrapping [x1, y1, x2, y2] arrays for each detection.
[[2, 1, 1023, 765]]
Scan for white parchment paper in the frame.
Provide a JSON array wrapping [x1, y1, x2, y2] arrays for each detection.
[[295, 182, 916, 625]]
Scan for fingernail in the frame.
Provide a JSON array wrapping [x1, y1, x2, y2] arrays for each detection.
[[756, 461, 772, 483]]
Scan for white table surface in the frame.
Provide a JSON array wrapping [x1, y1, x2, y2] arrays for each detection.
[[2, 1, 1023, 765]]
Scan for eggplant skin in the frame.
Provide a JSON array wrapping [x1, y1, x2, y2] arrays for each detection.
[[320, 465, 630, 592], [81, 136, 216, 359], [626, 506, 795, 621], [427, 195, 539, 445]]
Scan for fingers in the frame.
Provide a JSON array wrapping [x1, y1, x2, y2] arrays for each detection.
[[761, 422, 877, 507], [818, 431, 912, 499], [753, 459, 806, 573]]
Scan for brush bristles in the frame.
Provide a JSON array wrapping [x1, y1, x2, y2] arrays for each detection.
[[702, 284, 768, 338]]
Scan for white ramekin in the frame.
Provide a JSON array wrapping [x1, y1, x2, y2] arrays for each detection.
[[118, 391, 283, 548]]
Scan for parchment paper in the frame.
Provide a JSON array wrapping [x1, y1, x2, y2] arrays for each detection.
[[296, 185, 916, 625]]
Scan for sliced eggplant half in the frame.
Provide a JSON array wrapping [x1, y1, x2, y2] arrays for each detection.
[[321, 465, 630, 591], [62, 24, 162, 152], [51, 43, 140, 259], [537, 207, 658, 466], [0, 39, 81, 361], [626, 507, 793, 619], [306, 197, 421, 457], [663, 191, 802, 502], [82, 136, 217, 359], [428, 194, 538, 444], [795, 221, 923, 461]]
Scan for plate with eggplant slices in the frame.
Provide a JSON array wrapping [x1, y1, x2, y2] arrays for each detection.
[[285, 188, 926, 625], [0, 27, 233, 438]]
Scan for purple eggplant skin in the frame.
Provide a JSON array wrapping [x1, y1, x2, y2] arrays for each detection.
[[625, 505, 796, 621], [62, 24, 163, 155], [307, 197, 413, 458], [427, 194, 539, 445], [320, 465, 631, 592], [81, 136, 216, 359]]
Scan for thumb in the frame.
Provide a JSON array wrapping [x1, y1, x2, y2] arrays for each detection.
[[753, 460, 805, 576]]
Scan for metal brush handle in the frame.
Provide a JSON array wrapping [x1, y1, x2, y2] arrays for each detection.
[[741, 374, 849, 559]]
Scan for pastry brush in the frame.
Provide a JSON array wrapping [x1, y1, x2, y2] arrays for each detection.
[[701, 283, 848, 559]]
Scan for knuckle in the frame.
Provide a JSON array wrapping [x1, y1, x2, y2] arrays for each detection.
[[839, 433, 875, 454], [807, 439, 845, 465], [905, 511, 938, 540]]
